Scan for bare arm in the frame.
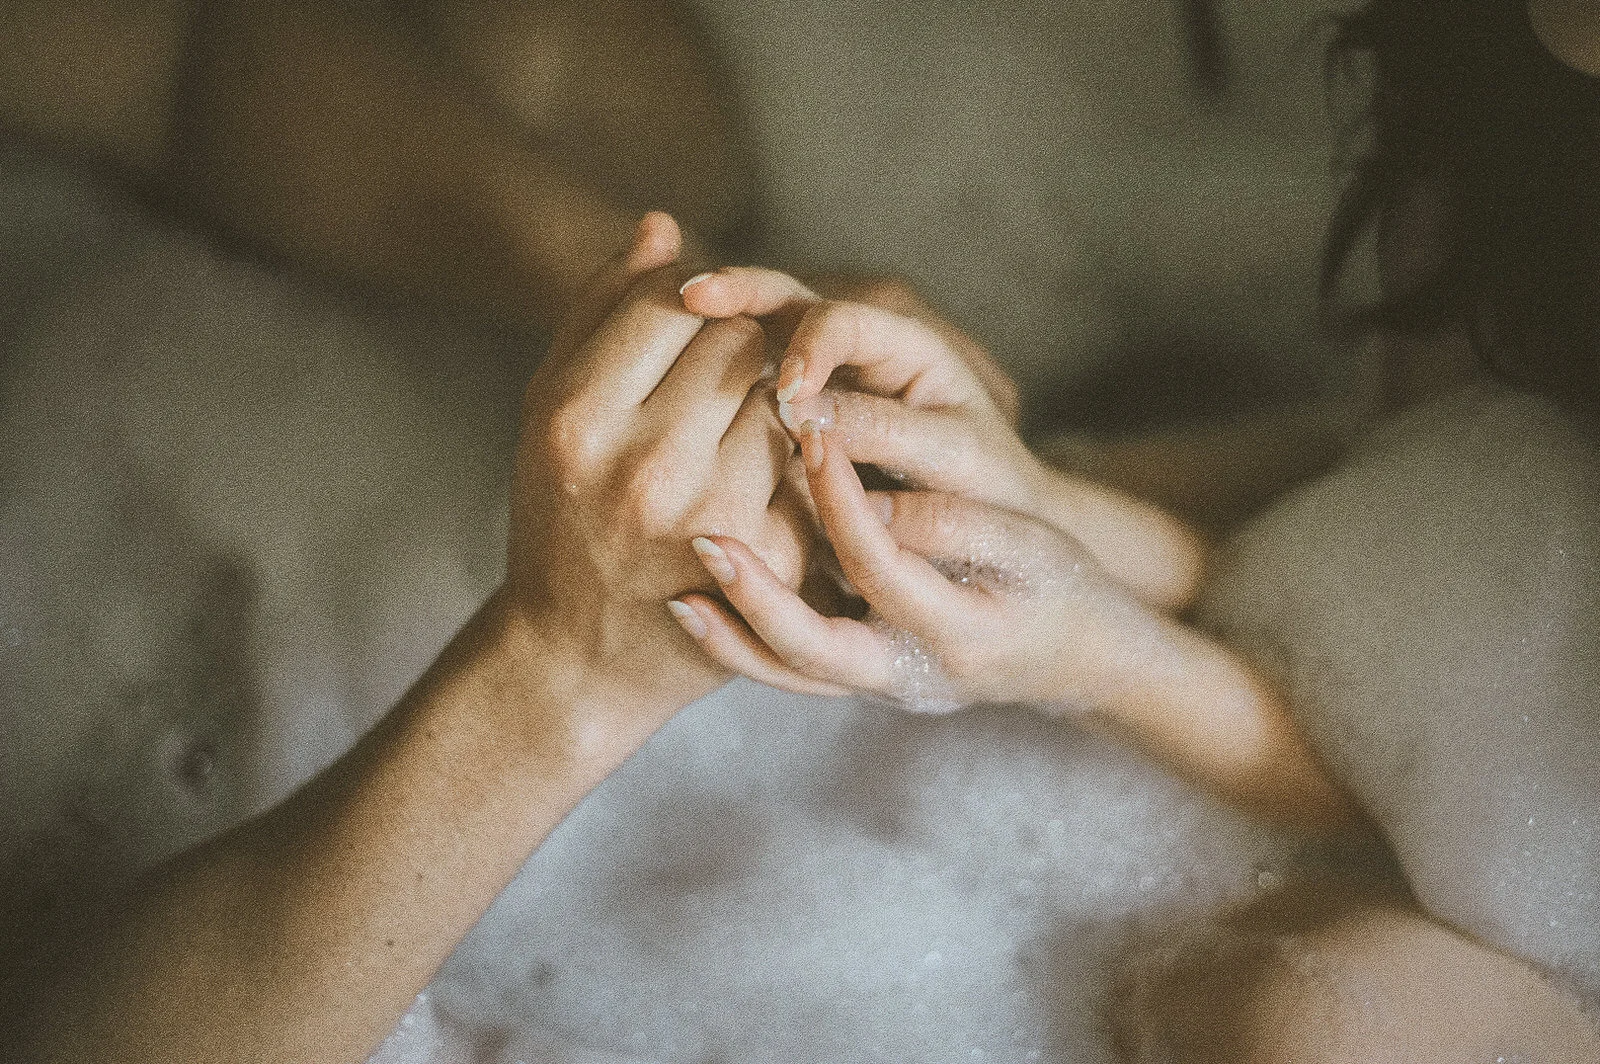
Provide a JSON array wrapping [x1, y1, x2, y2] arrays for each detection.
[[17, 213, 807, 1063], [168, 0, 636, 328], [19, 596, 669, 1064]]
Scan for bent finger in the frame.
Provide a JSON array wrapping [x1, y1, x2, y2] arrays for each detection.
[[776, 301, 983, 410], [688, 535, 893, 691], [714, 381, 795, 502], [569, 262, 708, 408], [647, 316, 772, 447], [797, 420, 970, 629], [669, 595, 853, 698]]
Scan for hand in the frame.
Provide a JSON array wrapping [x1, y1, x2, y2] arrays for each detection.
[[681, 267, 1203, 609], [802, 273, 1021, 423], [668, 420, 1355, 823], [501, 214, 809, 720], [667, 417, 1153, 708]]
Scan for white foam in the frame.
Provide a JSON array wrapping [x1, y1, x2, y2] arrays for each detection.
[[1200, 382, 1600, 1005]]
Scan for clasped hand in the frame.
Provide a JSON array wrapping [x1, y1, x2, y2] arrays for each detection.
[[500, 213, 812, 717], [505, 214, 1205, 722], [668, 265, 1205, 711]]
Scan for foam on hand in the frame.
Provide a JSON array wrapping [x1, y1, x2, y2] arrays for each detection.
[[878, 621, 964, 715]]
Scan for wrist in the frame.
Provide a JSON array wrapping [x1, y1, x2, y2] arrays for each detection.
[[480, 585, 713, 764]]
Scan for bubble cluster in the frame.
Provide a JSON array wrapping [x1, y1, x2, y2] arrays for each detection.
[[882, 624, 964, 715]]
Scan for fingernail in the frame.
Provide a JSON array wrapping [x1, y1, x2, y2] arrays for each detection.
[[800, 420, 825, 471], [777, 392, 836, 433], [667, 600, 707, 639], [775, 366, 805, 404], [679, 271, 715, 296], [691, 536, 737, 584], [867, 492, 894, 525]]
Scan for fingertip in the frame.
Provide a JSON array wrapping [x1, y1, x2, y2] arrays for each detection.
[[691, 535, 737, 585], [679, 271, 716, 298], [629, 211, 683, 271], [775, 371, 804, 404], [679, 270, 735, 317]]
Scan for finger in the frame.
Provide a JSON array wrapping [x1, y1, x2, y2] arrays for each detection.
[[775, 389, 1014, 499], [796, 420, 971, 629], [866, 490, 1074, 591], [775, 301, 985, 410], [668, 595, 853, 698], [646, 316, 771, 447], [819, 276, 1020, 422], [550, 211, 684, 360], [714, 380, 795, 502], [569, 260, 709, 407], [686, 535, 893, 690], [680, 266, 820, 322]]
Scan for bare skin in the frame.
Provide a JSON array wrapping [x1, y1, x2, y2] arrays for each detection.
[[0, 0, 749, 329], [14, 213, 810, 1064], [675, 263, 1600, 1058], [675, 267, 1355, 828], [1121, 887, 1600, 1063], [5, 3, 1596, 1059], [1532, 0, 1600, 76]]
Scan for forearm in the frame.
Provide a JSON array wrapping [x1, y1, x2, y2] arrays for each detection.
[[20, 591, 675, 1064], [1072, 611, 1359, 830]]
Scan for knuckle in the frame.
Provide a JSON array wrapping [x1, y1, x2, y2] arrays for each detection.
[[844, 560, 893, 604], [541, 400, 606, 474], [926, 494, 968, 544], [990, 373, 1021, 415], [620, 454, 688, 537], [821, 299, 870, 336], [896, 489, 962, 545], [799, 300, 865, 354]]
